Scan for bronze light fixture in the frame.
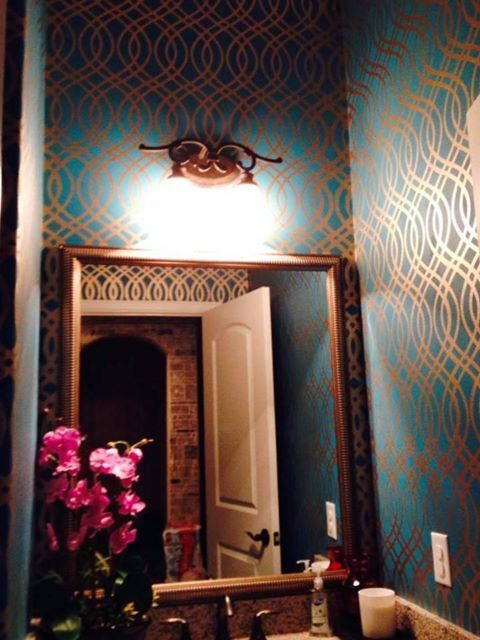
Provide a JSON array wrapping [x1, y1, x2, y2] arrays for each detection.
[[139, 139, 283, 187]]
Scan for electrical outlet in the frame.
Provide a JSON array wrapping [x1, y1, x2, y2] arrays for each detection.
[[326, 501, 338, 540], [431, 532, 452, 587]]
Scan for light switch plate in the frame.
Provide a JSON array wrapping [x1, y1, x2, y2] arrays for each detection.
[[326, 501, 338, 540], [431, 531, 452, 587]]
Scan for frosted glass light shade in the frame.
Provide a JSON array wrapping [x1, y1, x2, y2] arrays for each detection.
[[136, 176, 274, 254]]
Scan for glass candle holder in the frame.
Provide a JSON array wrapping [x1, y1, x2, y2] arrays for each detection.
[[358, 587, 396, 639]]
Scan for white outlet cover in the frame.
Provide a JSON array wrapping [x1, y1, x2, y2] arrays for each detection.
[[326, 501, 338, 540], [431, 531, 452, 588]]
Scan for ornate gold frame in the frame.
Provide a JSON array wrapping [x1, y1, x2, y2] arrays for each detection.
[[59, 245, 354, 601]]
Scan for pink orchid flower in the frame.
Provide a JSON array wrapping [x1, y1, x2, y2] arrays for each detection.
[[66, 524, 89, 551], [64, 478, 91, 509], [89, 447, 138, 487], [84, 509, 115, 533], [42, 426, 82, 453], [40, 427, 150, 559], [88, 481, 110, 511], [115, 457, 138, 488], [46, 522, 59, 551], [89, 447, 121, 474], [79, 482, 114, 532], [109, 521, 137, 555], [39, 426, 82, 477], [117, 490, 146, 516], [55, 453, 80, 477], [45, 475, 68, 504], [127, 448, 143, 463]]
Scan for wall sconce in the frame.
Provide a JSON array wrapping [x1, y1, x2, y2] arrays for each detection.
[[139, 138, 282, 187], [137, 139, 283, 254]]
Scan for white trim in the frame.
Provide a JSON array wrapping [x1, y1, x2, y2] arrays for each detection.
[[80, 298, 218, 521], [81, 299, 219, 317]]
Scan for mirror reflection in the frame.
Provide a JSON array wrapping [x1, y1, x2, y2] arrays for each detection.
[[77, 263, 342, 584]]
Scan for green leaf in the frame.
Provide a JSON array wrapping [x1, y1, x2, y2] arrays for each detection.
[[51, 614, 82, 640], [114, 571, 153, 617], [94, 550, 111, 575], [114, 568, 128, 589]]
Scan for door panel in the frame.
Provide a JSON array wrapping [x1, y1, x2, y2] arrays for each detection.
[[202, 287, 280, 577], [214, 325, 256, 508]]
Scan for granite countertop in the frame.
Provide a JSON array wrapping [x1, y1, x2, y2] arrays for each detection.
[[236, 635, 338, 640], [236, 630, 413, 640]]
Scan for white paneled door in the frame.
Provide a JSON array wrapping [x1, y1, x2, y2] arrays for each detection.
[[202, 287, 280, 578]]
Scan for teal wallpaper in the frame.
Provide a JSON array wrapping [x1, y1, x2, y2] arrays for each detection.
[[344, 0, 480, 633], [43, 0, 353, 256], [40, 0, 376, 560], [10, 0, 480, 634], [32, 0, 480, 633], [249, 270, 341, 572]]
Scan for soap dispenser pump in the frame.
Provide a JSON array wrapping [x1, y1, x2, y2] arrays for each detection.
[[296, 559, 311, 572], [310, 565, 332, 637]]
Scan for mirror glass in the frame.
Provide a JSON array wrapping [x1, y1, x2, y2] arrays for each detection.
[[76, 260, 341, 583]]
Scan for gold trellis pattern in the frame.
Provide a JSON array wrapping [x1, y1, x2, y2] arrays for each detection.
[[37, 249, 377, 567], [81, 264, 248, 302], [41, 0, 374, 555], [345, 0, 480, 633], [249, 268, 342, 566], [43, 0, 353, 257], [38, 0, 376, 583]]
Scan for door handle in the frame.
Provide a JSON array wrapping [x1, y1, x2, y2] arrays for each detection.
[[246, 528, 270, 548]]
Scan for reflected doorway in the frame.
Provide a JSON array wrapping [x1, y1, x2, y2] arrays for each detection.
[[80, 317, 204, 582], [80, 335, 167, 581]]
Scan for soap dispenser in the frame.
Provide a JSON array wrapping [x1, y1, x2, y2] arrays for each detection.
[[310, 564, 332, 637]]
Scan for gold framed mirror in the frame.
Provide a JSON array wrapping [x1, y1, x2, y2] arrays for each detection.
[[59, 245, 356, 601]]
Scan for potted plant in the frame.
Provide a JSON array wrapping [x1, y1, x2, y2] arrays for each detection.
[[33, 422, 154, 640]]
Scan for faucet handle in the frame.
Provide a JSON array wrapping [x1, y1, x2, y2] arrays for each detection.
[[161, 617, 192, 640], [223, 594, 234, 617], [249, 609, 277, 640]]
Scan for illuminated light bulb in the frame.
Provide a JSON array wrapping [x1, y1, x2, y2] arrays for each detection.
[[136, 169, 275, 254], [137, 139, 282, 252], [228, 174, 274, 251], [138, 172, 195, 250]]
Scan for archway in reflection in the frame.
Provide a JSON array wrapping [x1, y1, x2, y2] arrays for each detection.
[[80, 335, 167, 581]]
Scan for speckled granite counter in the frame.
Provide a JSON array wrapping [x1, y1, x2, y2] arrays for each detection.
[[396, 598, 479, 640], [149, 594, 475, 640], [235, 632, 412, 640], [236, 634, 339, 640]]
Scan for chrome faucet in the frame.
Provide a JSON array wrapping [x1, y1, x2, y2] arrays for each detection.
[[216, 594, 234, 640], [249, 609, 276, 640], [224, 594, 234, 617], [161, 617, 192, 640]]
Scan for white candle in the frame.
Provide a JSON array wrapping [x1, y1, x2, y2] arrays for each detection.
[[358, 588, 396, 639]]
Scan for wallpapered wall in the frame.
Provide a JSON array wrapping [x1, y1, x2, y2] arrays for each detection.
[[0, 0, 45, 638], [41, 0, 375, 556], [249, 270, 340, 571], [43, 0, 353, 255], [16, 0, 480, 634], [344, 0, 480, 634]]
